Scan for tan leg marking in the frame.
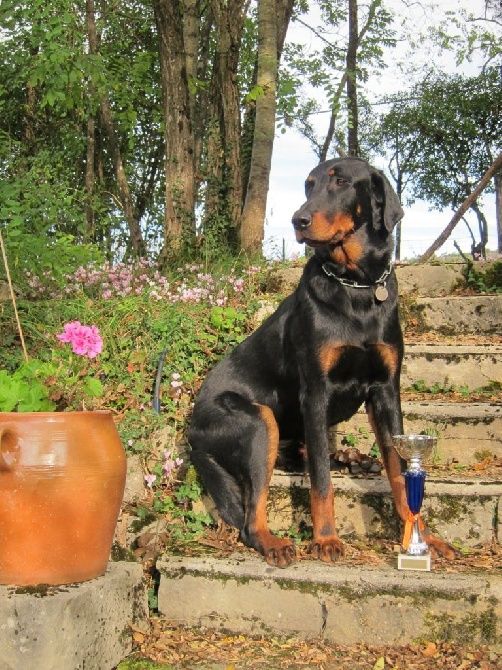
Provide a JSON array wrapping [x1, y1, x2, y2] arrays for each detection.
[[310, 483, 344, 563], [251, 404, 295, 567]]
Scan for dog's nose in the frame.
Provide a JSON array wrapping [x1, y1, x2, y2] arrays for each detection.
[[292, 213, 312, 230]]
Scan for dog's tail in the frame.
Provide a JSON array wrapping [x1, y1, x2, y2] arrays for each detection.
[[190, 449, 244, 529]]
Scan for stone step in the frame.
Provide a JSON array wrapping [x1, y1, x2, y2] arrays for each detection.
[[396, 263, 465, 296], [402, 344, 502, 389], [157, 554, 502, 646], [0, 562, 148, 670], [411, 295, 501, 335], [268, 472, 501, 549], [335, 402, 502, 465], [270, 262, 467, 296], [269, 261, 498, 298]]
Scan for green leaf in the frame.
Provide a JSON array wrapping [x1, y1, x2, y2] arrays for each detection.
[[0, 377, 20, 412], [83, 376, 104, 398], [244, 84, 264, 103]]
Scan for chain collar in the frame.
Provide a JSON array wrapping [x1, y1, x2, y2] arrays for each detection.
[[321, 262, 393, 288]]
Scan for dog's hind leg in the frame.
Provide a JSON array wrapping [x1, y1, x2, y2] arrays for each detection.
[[240, 403, 296, 567], [190, 395, 296, 567]]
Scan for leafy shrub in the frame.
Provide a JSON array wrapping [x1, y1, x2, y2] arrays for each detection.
[[464, 260, 502, 294], [0, 360, 56, 411]]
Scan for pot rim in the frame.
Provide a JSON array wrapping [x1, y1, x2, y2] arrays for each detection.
[[0, 410, 113, 418]]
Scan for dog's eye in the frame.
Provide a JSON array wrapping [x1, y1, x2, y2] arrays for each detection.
[[305, 179, 315, 193], [328, 169, 348, 186]]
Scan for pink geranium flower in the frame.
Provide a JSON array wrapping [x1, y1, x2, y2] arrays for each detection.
[[57, 321, 103, 359]]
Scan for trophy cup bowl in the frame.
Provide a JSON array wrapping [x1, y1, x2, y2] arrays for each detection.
[[392, 434, 436, 571], [392, 434, 436, 464]]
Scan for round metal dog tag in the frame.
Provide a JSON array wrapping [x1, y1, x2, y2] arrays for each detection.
[[374, 284, 389, 302]]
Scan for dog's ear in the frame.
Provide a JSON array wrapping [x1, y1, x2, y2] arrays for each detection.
[[370, 169, 404, 232]]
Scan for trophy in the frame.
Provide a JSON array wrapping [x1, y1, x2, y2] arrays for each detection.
[[392, 434, 436, 572]]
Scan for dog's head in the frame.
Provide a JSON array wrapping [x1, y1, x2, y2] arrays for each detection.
[[291, 157, 403, 265]]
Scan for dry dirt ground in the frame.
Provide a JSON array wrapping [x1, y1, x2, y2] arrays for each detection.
[[129, 623, 501, 669]]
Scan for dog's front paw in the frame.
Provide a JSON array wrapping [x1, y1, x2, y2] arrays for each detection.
[[247, 530, 296, 568], [262, 536, 296, 568], [310, 535, 345, 563], [424, 533, 457, 560]]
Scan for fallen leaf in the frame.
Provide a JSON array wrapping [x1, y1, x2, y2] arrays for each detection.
[[423, 641, 438, 657], [373, 657, 385, 670]]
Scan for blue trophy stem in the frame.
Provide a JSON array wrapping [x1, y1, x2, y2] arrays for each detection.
[[405, 470, 426, 514]]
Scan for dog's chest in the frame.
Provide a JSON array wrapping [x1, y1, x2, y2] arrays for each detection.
[[318, 341, 398, 384]]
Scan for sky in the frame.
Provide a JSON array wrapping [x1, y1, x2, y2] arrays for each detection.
[[264, 0, 499, 260]]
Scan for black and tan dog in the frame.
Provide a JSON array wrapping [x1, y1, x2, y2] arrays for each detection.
[[189, 156, 455, 567]]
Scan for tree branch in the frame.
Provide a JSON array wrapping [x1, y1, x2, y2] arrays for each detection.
[[418, 152, 502, 262]]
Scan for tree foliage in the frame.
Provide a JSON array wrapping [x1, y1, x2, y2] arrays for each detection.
[[373, 67, 502, 255], [0, 0, 163, 272], [280, 0, 396, 159], [0, 0, 298, 271]]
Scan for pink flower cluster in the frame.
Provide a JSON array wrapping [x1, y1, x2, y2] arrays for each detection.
[[162, 449, 184, 479], [70, 259, 164, 300], [144, 449, 184, 489], [144, 473, 157, 488], [57, 321, 103, 359], [26, 260, 264, 306]]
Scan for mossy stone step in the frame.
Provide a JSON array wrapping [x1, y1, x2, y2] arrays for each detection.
[[157, 554, 502, 646], [411, 295, 501, 335], [268, 472, 501, 549], [402, 344, 502, 389], [335, 402, 502, 465]]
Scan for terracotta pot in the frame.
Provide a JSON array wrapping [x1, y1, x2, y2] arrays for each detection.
[[0, 411, 126, 586]]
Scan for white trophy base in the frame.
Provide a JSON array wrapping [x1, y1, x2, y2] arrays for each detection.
[[397, 552, 431, 572]]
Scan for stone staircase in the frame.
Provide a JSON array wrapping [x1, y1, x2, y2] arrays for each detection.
[[266, 262, 502, 548], [158, 262, 502, 646]]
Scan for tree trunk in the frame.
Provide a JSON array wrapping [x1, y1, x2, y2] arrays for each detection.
[[153, 0, 196, 262], [240, 0, 294, 253], [346, 0, 359, 156], [136, 141, 164, 222], [470, 201, 488, 259], [241, 0, 294, 203], [24, 80, 37, 154], [183, 0, 198, 123], [85, 116, 95, 240], [321, 1, 379, 161], [193, 5, 214, 179], [86, 0, 145, 256], [495, 171, 502, 252], [99, 99, 146, 257], [419, 152, 502, 262], [319, 73, 347, 162], [395, 170, 403, 261], [240, 0, 281, 253], [210, 0, 246, 247]]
